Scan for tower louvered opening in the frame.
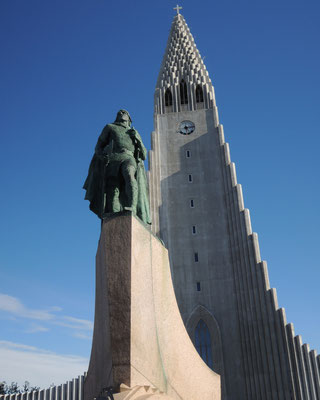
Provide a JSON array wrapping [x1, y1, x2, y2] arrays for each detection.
[[196, 85, 204, 103], [180, 80, 188, 105], [165, 88, 173, 106]]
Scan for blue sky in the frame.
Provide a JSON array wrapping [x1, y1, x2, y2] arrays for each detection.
[[1, 0, 320, 388]]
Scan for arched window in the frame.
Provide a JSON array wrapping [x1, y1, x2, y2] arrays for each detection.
[[180, 80, 188, 105], [195, 85, 204, 103], [165, 88, 173, 106], [195, 319, 213, 368]]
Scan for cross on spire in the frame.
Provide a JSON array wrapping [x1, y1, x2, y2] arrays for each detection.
[[173, 4, 182, 15]]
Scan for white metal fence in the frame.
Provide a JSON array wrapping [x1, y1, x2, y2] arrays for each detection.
[[0, 375, 85, 400]]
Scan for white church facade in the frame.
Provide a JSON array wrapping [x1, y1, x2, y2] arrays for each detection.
[[148, 9, 320, 400]]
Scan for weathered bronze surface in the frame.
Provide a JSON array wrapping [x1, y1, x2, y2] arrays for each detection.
[[83, 110, 151, 224]]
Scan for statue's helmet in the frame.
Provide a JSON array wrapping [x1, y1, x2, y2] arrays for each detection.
[[115, 109, 132, 125]]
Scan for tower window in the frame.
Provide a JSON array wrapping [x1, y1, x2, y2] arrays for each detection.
[[190, 199, 194, 208], [195, 319, 213, 368], [186, 150, 191, 158], [194, 252, 199, 262], [180, 80, 188, 105], [192, 226, 196, 234], [188, 174, 193, 182], [196, 282, 201, 291], [196, 85, 204, 103], [165, 88, 173, 106]]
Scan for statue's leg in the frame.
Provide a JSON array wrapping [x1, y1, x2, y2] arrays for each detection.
[[106, 183, 121, 213], [121, 161, 138, 213]]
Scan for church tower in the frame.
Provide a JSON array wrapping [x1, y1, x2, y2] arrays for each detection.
[[148, 8, 320, 400]]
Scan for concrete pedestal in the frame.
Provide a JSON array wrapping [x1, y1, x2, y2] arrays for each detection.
[[84, 213, 220, 400]]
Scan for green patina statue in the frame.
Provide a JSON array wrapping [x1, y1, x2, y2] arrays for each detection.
[[83, 109, 151, 224]]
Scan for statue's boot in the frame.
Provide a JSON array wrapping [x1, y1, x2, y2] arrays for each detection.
[[106, 185, 121, 213], [125, 179, 138, 214]]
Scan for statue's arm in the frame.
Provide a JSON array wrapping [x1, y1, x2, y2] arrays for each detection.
[[131, 129, 147, 161], [138, 138, 147, 161], [94, 125, 111, 157]]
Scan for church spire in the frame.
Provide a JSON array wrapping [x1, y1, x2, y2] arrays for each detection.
[[155, 12, 216, 114]]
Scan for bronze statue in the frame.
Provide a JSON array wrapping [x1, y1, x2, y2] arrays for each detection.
[[83, 110, 151, 224]]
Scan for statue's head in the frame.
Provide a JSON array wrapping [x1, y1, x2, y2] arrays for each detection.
[[115, 109, 132, 126]]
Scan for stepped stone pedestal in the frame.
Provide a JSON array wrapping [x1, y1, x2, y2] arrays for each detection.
[[84, 213, 220, 400]]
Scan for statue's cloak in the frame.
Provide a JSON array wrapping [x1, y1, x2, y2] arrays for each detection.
[[83, 154, 105, 219], [135, 160, 151, 225], [83, 155, 151, 225]]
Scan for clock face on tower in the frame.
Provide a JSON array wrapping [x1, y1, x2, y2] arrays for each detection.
[[178, 120, 195, 135]]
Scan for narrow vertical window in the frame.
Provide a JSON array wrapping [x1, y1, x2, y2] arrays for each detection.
[[180, 79, 188, 105], [186, 150, 191, 158], [195, 85, 204, 103], [195, 319, 213, 368], [190, 199, 194, 208], [165, 88, 172, 106], [196, 282, 201, 291], [192, 226, 196, 234], [194, 252, 199, 262], [188, 174, 193, 182]]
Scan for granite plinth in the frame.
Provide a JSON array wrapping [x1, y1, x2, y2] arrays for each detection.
[[84, 213, 220, 400]]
